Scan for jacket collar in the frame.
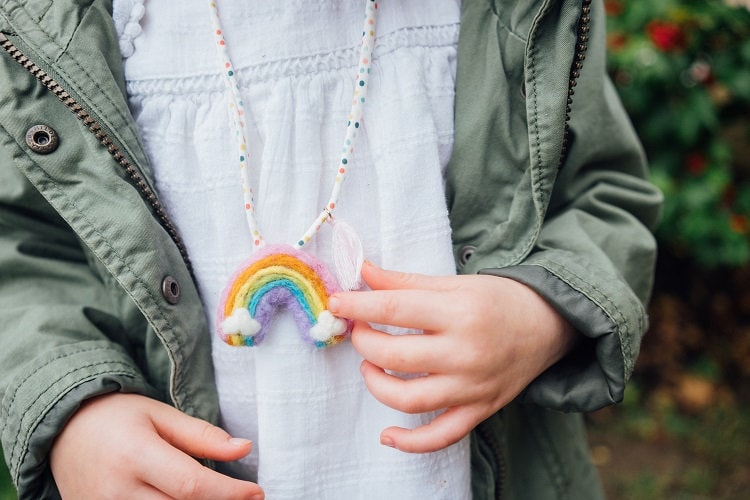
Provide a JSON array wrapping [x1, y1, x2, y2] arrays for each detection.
[[0, 0, 155, 187]]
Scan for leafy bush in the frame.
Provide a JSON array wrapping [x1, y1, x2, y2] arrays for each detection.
[[606, 0, 750, 266]]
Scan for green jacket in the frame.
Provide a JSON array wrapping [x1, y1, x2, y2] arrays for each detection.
[[0, 0, 661, 498]]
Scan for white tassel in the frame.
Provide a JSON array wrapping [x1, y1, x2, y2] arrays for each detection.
[[331, 219, 364, 291]]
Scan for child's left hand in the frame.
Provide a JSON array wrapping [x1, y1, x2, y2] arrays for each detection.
[[328, 261, 577, 454]]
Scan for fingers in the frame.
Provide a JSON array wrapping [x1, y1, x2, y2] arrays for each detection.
[[360, 260, 457, 292], [359, 356, 482, 454], [50, 393, 262, 499], [351, 322, 461, 373], [139, 437, 264, 500], [339, 267, 570, 455], [360, 360, 471, 413], [145, 402, 264, 498], [151, 403, 253, 462], [329, 263, 465, 330], [330, 288, 453, 331], [381, 406, 485, 454]]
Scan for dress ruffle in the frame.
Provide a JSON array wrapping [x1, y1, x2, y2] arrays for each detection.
[[112, 0, 145, 58]]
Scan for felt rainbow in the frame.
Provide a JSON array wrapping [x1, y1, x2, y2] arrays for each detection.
[[218, 244, 351, 348]]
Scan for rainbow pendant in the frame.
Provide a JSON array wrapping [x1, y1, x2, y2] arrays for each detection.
[[218, 244, 352, 348]]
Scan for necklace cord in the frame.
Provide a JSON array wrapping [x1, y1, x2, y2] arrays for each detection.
[[208, 1, 379, 250]]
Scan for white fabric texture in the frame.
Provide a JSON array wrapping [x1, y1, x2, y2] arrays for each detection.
[[118, 1, 469, 498]]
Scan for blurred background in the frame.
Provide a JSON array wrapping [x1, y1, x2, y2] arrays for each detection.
[[587, 0, 750, 498], [1, 0, 750, 498]]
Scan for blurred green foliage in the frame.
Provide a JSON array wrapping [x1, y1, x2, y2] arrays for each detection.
[[0, 451, 15, 500], [589, 382, 750, 499], [606, 0, 750, 266]]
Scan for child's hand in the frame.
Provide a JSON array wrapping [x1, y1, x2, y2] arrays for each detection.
[[50, 392, 264, 499], [328, 261, 577, 454]]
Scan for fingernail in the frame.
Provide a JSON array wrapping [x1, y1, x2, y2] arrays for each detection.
[[381, 436, 395, 448], [328, 296, 340, 313], [229, 437, 252, 447]]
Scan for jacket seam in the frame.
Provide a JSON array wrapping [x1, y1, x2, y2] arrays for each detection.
[[1, 345, 125, 433], [12, 162, 176, 341], [527, 38, 543, 191], [35, 1, 53, 25], [12, 1, 65, 54], [14, 159, 181, 399], [56, 5, 88, 58], [41, 174, 174, 328], [517, 4, 556, 270], [13, 363, 140, 480], [526, 3, 549, 189], [7, 1, 142, 163], [484, 0, 530, 44], [53, 47, 137, 150], [8, 359, 139, 481], [537, 259, 635, 384], [12, 0, 80, 62]]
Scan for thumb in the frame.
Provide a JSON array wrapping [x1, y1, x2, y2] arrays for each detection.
[[361, 260, 455, 292], [150, 403, 252, 462]]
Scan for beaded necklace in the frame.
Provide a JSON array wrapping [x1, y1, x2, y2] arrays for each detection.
[[210, 0, 378, 348]]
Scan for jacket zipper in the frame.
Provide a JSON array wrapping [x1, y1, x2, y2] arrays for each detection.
[[0, 33, 193, 272], [477, 420, 506, 500], [560, 0, 593, 166], [473, 3, 595, 499]]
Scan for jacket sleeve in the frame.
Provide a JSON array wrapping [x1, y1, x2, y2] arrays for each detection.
[[0, 142, 157, 498], [449, 0, 662, 412], [485, 77, 662, 412], [496, 1, 662, 412]]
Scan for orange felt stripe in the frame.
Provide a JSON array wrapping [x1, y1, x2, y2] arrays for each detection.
[[223, 253, 328, 317], [230, 265, 325, 316]]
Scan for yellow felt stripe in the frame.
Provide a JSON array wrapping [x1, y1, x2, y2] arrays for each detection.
[[223, 253, 328, 317], [230, 265, 325, 315]]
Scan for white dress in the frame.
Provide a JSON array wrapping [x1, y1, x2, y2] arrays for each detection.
[[116, 1, 470, 498]]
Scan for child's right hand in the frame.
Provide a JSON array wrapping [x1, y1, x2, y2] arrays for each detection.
[[50, 392, 264, 499]]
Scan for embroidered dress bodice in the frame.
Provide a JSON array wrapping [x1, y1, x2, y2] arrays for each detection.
[[117, 0, 469, 497]]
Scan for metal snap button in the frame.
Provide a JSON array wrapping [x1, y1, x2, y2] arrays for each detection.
[[458, 245, 477, 267], [25, 125, 59, 154], [161, 276, 181, 305]]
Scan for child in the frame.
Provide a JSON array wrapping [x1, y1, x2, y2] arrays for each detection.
[[0, 0, 661, 498]]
